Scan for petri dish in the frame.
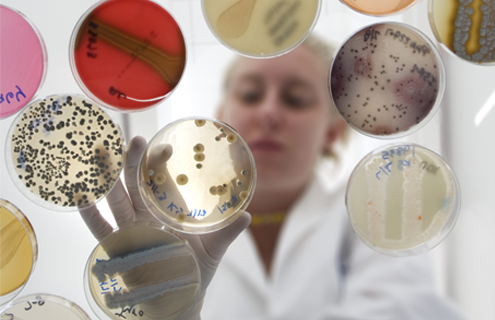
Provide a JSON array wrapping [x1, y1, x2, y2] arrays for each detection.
[[0, 199, 37, 307], [339, 0, 421, 17], [202, 0, 321, 58], [69, 0, 186, 112], [0, 294, 91, 320], [138, 117, 256, 234], [428, 0, 495, 65], [346, 143, 461, 256], [0, 5, 47, 120], [85, 221, 201, 320], [330, 22, 446, 139], [5, 93, 125, 211]]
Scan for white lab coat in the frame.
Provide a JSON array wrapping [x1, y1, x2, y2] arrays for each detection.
[[201, 171, 465, 320]]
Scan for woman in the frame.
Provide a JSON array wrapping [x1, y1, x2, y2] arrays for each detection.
[[81, 35, 465, 319]]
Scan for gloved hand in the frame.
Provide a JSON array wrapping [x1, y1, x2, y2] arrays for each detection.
[[79, 135, 251, 320]]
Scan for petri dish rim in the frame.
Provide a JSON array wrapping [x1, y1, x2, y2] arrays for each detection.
[[0, 199, 38, 306], [0, 293, 92, 320], [427, 0, 495, 66], [328, 21, 447, 140], [345, 142, 461, 257], [138, 116, 257, 234], [4, 93, 126, 212], [200, 0, 322, 59], [338, 0, 423, 17], [84, 220, 202, 320], [0, 4, 48, 120], [68, 0, 188, 113]]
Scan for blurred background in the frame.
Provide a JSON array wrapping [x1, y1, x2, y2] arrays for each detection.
[[0, 0, 494, 319]]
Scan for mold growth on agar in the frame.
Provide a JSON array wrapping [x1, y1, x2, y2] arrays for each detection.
[[330, 23, 442, 137], [9, 95, 124, 209]]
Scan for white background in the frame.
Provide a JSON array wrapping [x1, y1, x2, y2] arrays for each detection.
[[1, 0, 494, 319]]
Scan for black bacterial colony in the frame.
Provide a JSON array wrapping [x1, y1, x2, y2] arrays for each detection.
[[331, 23, 442, 137], [9, 94, 124, 209]]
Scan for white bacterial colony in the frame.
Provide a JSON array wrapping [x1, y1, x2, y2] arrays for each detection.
[[92, 243, 192, 282]]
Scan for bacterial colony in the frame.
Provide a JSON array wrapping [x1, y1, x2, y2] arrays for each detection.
[[8, 94, 124, 210], [139, 118, 256, 233], [331, 22, 443, 137]]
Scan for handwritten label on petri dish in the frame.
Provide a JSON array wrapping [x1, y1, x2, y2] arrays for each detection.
[[0, 5, 46, 119]]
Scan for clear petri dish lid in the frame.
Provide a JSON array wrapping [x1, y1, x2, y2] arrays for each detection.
[[330, 21, 446, 139], [428, 0, 495, 65], [0, 199, 38, 307], [346, 143, 461, 257], [138, 117, 256, 234], [0, 5, 48, 120], [0, 294, 91, 320], [69, 0, 187, 113], [338, 0, 422, 17], [201, 0, 322, 58], [84, 221, 201, 320], [5, 93, 125, 212]]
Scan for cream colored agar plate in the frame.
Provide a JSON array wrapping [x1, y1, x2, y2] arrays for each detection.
[[202, 0, 321, 58], [0, 199, 37, 306], [85, 222, 200, 320], [0, 294, 91, 320], [6, 94, 125, 211], [139, 117, 256, 234], [346, 143, 460, 256]]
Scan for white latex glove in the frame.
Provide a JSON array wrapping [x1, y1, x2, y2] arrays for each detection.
[[80, 136, 251, 320]]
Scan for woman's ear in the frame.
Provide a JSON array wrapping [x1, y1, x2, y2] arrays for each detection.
[[323, 116, 347, 152], [215, 105, 225, 121]]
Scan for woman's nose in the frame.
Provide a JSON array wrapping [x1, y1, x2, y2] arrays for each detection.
[[257, 90, 283, 130]]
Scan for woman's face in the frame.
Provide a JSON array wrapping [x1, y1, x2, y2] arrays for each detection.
[[218, 45, 340, 194]]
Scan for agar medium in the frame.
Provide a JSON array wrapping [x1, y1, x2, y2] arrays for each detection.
[[346, 143, 461, 256], [0, 294, 91, 320], [339, 0, 421, 17], [70, 0, 186, 112], [429, 0, 495, 65], [139, 117, 256, 234], [330, 22, 445, 138], [0, 5, 47, 119], [6, 94, 125, 211], [202, 0, 321, 58], [0, 199, 37, 307], [85, 221, 201, 320]]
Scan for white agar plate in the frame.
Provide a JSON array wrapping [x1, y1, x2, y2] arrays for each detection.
[[6, 94, 125, 211], [0, 294, 91, 320], [330, 22, 445, 139], [85, 221, 200, 320], [139, 117, 256, 234], [202, 0, 321, 58], [346, 143, 461, 256], [0, 199, 37, 307]]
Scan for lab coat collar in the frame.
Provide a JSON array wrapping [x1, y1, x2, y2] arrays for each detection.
[[222, 174, 346, 297]]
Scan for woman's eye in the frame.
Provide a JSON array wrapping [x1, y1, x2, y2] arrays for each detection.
[[238, 90, 262, 104], [283, 83, 316, 109]]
